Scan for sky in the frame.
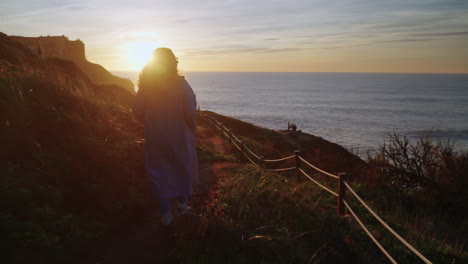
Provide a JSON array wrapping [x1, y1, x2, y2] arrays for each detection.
[[1, 0, 467, 73]]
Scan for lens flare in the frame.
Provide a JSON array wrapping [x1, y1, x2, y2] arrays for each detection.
[[126, 41, 158, 71]]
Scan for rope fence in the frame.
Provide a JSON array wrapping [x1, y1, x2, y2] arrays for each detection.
[[200, 112, 432, 264], [243, 144, 262, 160], [343, 181, 433, 264], [231, 140, 242, 151], [263, 155, 295, 163], [266, 166, 296, 172], [241, 151, 260, 167], [342, 199, 398, 264], [231, 133, 242, 144], [299, 168, 338, 197], [299, 156, 339, 179]]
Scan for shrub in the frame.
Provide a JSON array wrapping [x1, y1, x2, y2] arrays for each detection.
[[369, 133, 468, 194]]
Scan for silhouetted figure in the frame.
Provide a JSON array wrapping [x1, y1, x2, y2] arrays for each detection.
[[133, 48, 198, 225], [288, 122, 297, 131]]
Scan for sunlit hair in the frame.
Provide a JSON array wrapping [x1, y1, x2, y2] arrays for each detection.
[[137, 47, 182, 94]]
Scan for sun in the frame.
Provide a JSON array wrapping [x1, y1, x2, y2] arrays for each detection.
[[125, 41, 159, 71]]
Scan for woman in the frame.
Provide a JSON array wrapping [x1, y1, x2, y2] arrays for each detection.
[[133, 48, 198, 225]]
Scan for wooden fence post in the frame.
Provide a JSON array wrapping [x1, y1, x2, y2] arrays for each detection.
[[240, 140, 245, 154], [228, 129, 232, 144], [337, 172, 347, 216], [294, 150, 300, 182]]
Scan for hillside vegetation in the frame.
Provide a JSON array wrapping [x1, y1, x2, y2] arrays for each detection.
[[176, 113, 467, 263], [1, 32, 466, 263], [10, 35, 135, 93], [1, 32, 149, 263]]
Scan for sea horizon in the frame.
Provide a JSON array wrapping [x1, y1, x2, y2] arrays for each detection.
[[113, 71, 468, 154], [4, 0, 468, 261], [113, 70, 468, 74]]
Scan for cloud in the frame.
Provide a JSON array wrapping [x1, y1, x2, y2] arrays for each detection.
[[89, 55, 122, 60], [3, 3, 85, 17], [2, 0, 467, 72], [374, 38, 435, 43], [257, 48, 306, 54], [183, 48, 262, 56], [117, 36, 159, 42], [405, 31, 468, 37], [297, 41, 344, 45], [175, 19, 191, 24], [184, 47, 306, 56], [366, 16, 455, 32], [320, 43, 370, 50]]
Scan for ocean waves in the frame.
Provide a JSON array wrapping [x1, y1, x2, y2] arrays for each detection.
[[113, 71, 468, 152]]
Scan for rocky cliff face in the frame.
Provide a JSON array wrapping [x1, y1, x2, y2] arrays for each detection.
[[11, 35, 134, 93], [12, 35, 85, 62]]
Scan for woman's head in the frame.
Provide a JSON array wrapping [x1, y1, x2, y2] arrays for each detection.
[[150, 48, 179, 74], [138, 47, 181, 91]]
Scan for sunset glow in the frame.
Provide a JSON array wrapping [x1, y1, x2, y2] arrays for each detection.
[[1, 0, 467, 73], [125, 41, 159, 71]]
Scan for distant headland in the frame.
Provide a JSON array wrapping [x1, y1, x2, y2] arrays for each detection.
[[10, 34, 134, 93], [12, 35, 85, 62]]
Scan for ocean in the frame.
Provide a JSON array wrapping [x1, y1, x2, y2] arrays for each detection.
[[113, 71, 468, 154]]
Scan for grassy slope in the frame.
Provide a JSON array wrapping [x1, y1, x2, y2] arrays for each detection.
[[1, 32, 465, 263], [205, 110, 365, 175], [75, 59, 135, 94], [174, 112, 467, 263], [1, 33, 150, 263]]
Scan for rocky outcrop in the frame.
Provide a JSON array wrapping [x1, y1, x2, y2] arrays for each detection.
[[11, 35, 134, 93], [11, 35, 85, 62]]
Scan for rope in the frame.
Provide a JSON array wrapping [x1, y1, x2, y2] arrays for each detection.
[[263, 155, 295, 163], [232, 133, 242, 144], [242, 151, 259, 167], [266, 167, 296, 172], [343, 200, 398, 264], [299, 169, 338, 196], [231, 139, 242, 151], [298, 156, 339, 179], [243, 145, 261, 160], [202, 113, 430, 264], [344, 181, 432, 264]]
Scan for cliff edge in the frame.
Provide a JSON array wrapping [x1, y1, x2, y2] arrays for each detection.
[[11, 35, 134, 93]]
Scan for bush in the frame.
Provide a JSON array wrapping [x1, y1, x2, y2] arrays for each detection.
[[369, 133, 468, 194]]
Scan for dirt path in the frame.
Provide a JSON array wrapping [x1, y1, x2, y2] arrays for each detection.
[[84, 120, 239, 264], [196, 124, 225, 154]]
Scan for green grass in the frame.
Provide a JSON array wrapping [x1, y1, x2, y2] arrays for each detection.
[[2, 32, 466, 263], [197, 144, 237, 163], [1, 66, 150, 263], [173, 165, 357, 263], [173, 162, 467, 263], [344, 182, 468, 263], [176, 116, 468, 263]]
